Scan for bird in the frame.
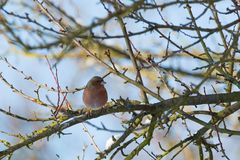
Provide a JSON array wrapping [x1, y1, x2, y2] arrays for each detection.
[[83, 76, 108, 108]]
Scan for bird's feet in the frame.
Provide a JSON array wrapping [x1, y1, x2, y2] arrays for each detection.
[[85, 107, 93, 117]]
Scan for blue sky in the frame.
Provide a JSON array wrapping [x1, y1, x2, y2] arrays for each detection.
[[0, 0, 239, 159]]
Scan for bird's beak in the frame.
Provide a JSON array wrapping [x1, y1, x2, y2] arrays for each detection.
[[101, 80, 106, 85]]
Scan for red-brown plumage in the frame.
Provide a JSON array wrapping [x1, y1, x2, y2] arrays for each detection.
[[83, 76, 108, 108]]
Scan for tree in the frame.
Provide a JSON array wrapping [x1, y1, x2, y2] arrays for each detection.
[[0, 0, 239, 159]]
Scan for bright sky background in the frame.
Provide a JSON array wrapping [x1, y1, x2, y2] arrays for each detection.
[[0, 0, 239, 160]]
